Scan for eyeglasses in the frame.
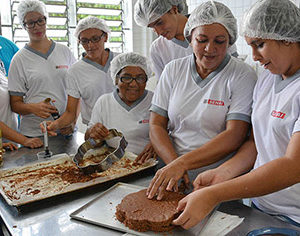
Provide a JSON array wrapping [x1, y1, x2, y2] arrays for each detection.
[[23, 17, 46, 29], [119, 76, 148, 84], [79, 33, 105, 45]]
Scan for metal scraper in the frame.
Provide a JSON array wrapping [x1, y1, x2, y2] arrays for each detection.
[[73, 129, 128, 174]]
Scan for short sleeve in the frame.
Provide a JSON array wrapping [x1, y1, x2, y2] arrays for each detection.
[[150, 42, 164, 80], [292, 94, 300, 134], [66, 69, 80, 99], [227, 64, 257, 122], [68, 50, 77, 66], [8, 55, 27, 96], [150, 62, 175, 118]]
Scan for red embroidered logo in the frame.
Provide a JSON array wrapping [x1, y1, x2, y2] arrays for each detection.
[[56, 65, 69, 69], [204, 99, 225, 106], [138, 119, 149, 124], [271, 110, 286, 119]]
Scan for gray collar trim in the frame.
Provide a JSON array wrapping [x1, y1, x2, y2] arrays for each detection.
[[113, 88, 148, 112], [82, 49, 113, 73], [274, 69, 300, 93], [171, 38, 190, 48], [25, 40, 55, 60], [191, 54, 231, 88]]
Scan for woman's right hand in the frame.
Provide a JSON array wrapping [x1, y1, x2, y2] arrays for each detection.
[[40, 121, 59, 136], [89, 123, 109, 140], [32, 101, 58, 119], [147, 160, 186, 200]]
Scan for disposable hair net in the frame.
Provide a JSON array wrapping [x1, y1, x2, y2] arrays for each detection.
[[184, 1, 237, 45], [74, 16, 111, 38], [17, 0, 48, 27], [240, 0, 300, 42], [110, 52, 152, 83], [134, 0, 188, 27]]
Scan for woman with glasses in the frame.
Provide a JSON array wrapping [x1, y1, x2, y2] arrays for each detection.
[[146, 1, 257, 200], [43, 16, 117, 136], [85, 52, 156, 163], [8, 0, 76, 137]]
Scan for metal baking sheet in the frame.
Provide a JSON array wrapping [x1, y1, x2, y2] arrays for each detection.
[[70, 182, 209, 236], [0, 152, 157, 207]]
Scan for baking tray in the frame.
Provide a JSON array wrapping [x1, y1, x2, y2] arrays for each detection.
[[70, 182, 210, 236], [0, 152, 157, 206]]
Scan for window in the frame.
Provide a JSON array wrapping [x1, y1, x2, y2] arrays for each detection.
[[1, 0, 124, 58]]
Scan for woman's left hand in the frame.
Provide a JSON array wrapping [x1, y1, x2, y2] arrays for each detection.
[[135, 143, 157, 164], [173, 188, 218, 229], [3, 142, 18, 151], [59, 123, 75, 136]]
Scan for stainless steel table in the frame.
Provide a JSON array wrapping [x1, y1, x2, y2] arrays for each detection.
[[0, 133, 299, 235]]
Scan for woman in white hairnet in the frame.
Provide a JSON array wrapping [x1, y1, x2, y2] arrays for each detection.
[[146, 1, 257, 200], [85, 52, 156, 163], [43, 16, 117, 135], [8, 0, 76, 137], [134, 0, 239, 81], [170, 0, 300, 229]]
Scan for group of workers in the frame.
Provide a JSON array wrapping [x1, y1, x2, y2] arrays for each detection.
[[0, 0, 299, 230]]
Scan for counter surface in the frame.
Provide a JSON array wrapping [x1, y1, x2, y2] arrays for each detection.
[[0, 133, 299, 235]]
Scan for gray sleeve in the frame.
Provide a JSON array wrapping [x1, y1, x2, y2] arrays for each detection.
[[226, 113, 251, 123], [150, 104, 168, 118]]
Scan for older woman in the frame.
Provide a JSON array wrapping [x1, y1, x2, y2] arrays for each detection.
[[8, 0, 76, 137], [173, 0, 300, 229], [134, 0, 238, 81], [147, 1, 257, 200], [85, 52, 156, 163], [44, 16, 116, 135]]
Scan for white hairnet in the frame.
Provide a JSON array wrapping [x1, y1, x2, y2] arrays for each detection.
[[74, 16, 111, 39], [17, 0, 48, 27], [240, 0, 300, 42], [134, 0, 188, 27], [110, 52, 152, 83], [184, 1, 237, 45]]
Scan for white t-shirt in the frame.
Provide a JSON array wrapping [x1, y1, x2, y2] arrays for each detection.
[[89, 89, 153, 155], [151, 54, 257, 157], [0, 72, 17, 131], [8, 41, 76, 137], [150, 36, 193, 80], [251, 69, 300, 223], [150, 36, 239, 80], [66, 50, 117, 125]]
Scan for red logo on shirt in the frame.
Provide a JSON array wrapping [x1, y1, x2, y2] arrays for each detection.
[[138, 119, 149, 124], [204, 99, 225, 106], [56, 65, 69, 69], [271, 110, 286, 119]]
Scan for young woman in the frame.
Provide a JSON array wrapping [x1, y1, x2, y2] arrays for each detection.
[[8, 0, 76, 137], [134, 0, 238, 81], [172, 0, 300, 229], [43, 16, 118, 135]]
